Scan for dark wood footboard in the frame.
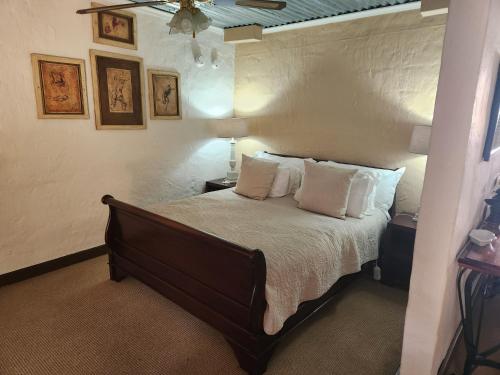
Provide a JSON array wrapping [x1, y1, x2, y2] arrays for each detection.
[[102, 195, 365, 375]]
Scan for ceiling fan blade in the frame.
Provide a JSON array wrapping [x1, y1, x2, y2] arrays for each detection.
[[215, 0, 286, 10], [235, 0, 286, 10], [76, 1, 167, 14]]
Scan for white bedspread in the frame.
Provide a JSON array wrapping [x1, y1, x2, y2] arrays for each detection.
[[148, 189, 388, 335]]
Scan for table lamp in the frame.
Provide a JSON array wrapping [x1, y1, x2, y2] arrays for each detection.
[[216, 118, 248, 183], [409, 124, 432, 221]]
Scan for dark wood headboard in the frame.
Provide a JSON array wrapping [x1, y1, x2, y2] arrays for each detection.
[[265, 151, 398, 172], [264, 151, 398, 217]]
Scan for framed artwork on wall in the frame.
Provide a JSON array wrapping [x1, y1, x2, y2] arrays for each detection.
[[31, 54, 89, 119], [147, 70, 181, 120], [90, 50, 146, 130], [91, 2, 137, 50], [483, 63, 500, 161]]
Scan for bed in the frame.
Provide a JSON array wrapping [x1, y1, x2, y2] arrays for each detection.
[[102, 154, 395, 375]]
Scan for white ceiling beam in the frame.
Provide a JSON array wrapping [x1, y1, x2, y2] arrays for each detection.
[[421, 0, 449, 17], [224, 24, 263, 43]]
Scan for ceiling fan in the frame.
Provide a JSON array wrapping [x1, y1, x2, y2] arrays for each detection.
[[76, 0, 287, 14], [77, 0, 286, 37]]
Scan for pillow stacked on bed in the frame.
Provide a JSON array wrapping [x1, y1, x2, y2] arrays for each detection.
[[294, 163, 377, 218], [235, 152, 405, 217], [236, 152, 314, 200], [298, 160, 357, 219], [320, 161, 406, 214], [235, 154, 279, 200], [294, 160, 405, 219], [254, 151, 313, 195]]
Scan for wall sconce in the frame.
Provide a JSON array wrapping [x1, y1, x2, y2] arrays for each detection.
[[191, 39, 205, 67], [211, 48, 221, 69]]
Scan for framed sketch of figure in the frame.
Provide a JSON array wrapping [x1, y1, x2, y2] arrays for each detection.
[[91, 2, 137, 50], [90, 50, 146, 130], [148, 70, 181, 120], [31, 54, 89, 119]]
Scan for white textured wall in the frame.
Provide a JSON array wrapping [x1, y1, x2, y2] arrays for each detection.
[[234, 10, 446, 214], [0, 0, 235, 274], [402, 0, 500, 373]]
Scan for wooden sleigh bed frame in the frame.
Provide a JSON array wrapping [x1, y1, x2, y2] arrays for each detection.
[[102, 153, 396, 375]]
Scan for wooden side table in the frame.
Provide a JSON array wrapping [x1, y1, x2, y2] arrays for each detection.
[[457, 225, 500, 375], [379, 214, 417, 289], [205, 178, 236, 193]]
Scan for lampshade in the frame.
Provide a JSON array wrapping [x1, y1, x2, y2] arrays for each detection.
[[215, 118, 249, 139], [409, 125, 432, 155]]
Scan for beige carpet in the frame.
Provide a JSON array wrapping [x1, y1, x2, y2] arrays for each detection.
[[0, 256, 408, 375]]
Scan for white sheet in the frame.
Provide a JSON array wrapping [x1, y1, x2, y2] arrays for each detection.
[[148, 189, 388, 335]]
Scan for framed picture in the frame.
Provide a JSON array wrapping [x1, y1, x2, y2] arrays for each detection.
[[31, 54, 89, 119], [483, 64, 500, 161], [90, 50, 146, 130], [92, 2, 137, 50], [148, 70, 181, 120]]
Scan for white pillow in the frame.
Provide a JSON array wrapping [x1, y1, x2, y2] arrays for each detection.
[[376, 167, 405, 211], [318, 161, 378, 218], [325, 161, 405, 213], [295, 165, 376, 218], [254, 151, 315, 193], [345, 172, 376, 218], [298, 161, 357, 219], [268, 167, 291, 198], [235, 155, 279, 200]]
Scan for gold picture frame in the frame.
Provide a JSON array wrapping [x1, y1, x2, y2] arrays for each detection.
[[91, 2, 137, 50], [31, 54, 89, 119], [90, 50, 146, 130], [147, 69, 182, 120]]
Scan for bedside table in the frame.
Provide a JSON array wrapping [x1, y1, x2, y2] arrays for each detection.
[[205, 178, 236, 193], [379, 214, 417, 289]]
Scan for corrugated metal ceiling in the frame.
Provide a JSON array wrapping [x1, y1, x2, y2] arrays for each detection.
[[131, 0, 419, 29]]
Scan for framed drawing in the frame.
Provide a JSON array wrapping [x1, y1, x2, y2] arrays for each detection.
[[483, 63, 500, 161], [92, 2, 137, 50], [148, 70, 181, 120], [90, 50, 146, 130], [31, 54, 89, 119]]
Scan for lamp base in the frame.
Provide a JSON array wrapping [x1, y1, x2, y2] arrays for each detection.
[[225, 170, 239, 183]]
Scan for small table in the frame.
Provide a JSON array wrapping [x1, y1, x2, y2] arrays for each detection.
[[205, 178, 236, 193], [379, 214, 417, 289], [457, 224, 500, 374]]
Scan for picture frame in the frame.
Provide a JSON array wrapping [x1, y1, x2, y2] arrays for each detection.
[[31, 54, 89, 119], [91, 2, 137, 50], [483, 63, 500, 161], [147, 69, 182, 120], [90, 50, 146, 130]]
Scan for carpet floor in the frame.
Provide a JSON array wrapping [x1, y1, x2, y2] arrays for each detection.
[[0, 256, 408, 375]]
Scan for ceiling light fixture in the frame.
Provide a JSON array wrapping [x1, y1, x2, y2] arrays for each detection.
[[168, 0, 212, 38]]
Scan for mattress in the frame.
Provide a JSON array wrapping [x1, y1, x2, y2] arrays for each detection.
[[149, 189, 388, 335]]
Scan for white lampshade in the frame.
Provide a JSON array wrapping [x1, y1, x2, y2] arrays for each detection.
[[215, 118, 249, 139], [409, 125, 432, 155]]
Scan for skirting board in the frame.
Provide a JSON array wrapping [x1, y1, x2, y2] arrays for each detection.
[[0, 245, 108, 287]]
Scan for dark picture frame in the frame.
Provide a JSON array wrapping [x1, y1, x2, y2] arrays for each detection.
[[483, 63, 500, 161], [91, 2, 137, 50], [90, 50, 146, 130]]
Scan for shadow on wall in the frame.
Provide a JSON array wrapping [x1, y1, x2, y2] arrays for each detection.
[[234, 11, 444, 213], [126, 120, 228, 208]]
